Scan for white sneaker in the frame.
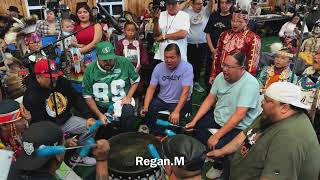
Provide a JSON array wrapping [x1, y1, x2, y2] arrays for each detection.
[[206, 166, 223, 179], [205, 157, 215, 163], [194, 82, 205, 93], [138, 125, 150, 134], [70, 156, 96, 166]]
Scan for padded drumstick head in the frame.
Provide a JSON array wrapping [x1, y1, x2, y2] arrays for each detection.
[[88, 119, 103, 133], [156, 119, 172, 127], [148, 144, 161, 159], [164, 129, 176, 137], [36, 145, 66, 157], [79, 137, 95, 157]]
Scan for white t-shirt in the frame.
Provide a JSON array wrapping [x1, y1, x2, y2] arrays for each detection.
[[249, 6, 261, 16], [154, 10, 190, 61], [279, 21, 309, 37], [184, 6, 210, 44]]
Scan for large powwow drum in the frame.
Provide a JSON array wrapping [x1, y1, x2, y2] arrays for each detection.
[[108, 132, 164, 180]]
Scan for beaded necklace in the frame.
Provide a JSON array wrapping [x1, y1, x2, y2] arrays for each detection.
[[264, 65, 290, 88], [300, 67, 320, 90]]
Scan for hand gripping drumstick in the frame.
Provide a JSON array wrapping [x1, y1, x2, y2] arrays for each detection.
[[156, 119, 180, 127], [36, 138, 97, 157], [156, 119, 199, 131]]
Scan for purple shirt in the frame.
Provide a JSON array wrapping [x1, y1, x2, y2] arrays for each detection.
[[150, 60, 194, 103]]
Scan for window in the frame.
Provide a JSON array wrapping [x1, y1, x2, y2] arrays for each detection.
[[27, 0, 45, 6], [25, 0, 46, 19], [29, 9, 45, 19], [97, 0, 123, 16]]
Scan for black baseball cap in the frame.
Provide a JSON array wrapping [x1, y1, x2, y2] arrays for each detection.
[[8, 6, 19, 13], [167, 0, 185, 4], [162, 134, 206, 171], [15, 121, 63, 171]]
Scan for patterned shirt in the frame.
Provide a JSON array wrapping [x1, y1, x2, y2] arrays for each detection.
[[36, 20, 61, 37]]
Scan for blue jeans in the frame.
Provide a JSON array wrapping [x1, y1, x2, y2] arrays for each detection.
[[193, 109, 242, 148], [146, 96, 192, 134]]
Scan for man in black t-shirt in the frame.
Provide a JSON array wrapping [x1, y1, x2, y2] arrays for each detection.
[[23, 59, 95, 135], [203, 0, 232, 91]]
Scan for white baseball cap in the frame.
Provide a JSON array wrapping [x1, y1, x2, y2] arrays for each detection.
[[265, 82, 311, 110]]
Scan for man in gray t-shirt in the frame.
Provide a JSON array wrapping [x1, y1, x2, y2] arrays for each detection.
[[183, 0, 214, 93], [141, 44, 193, 128]]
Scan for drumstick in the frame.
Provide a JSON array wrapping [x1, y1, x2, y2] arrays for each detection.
[[36, 143, 97, 157], [164, 129, 176, 136], [156, 119, 200, 131], [148, 144, 165, 170], [65, 138, 97, 177], [65, 144, 97, 150], [156, 119, 181, 128], [78, 120, 103, 144], [156, 119, 220, 132]]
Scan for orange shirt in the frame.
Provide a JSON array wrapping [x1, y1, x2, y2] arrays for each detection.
[[265, 73, 280, 89]]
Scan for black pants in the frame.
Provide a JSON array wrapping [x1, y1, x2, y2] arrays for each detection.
[[193, 110, 242, 147], [187, 43, 207, 82], [145, 96, 192, 134], [205, 49, 213, 92]]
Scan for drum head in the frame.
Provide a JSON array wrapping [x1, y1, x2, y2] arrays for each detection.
[[108, 132, 161, 174]]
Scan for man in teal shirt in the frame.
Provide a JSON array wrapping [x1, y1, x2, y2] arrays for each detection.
[[83, 42, 140, 131], [186, 51, 261, 148]]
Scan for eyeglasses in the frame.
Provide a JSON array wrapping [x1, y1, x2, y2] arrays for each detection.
[[221, 63, 242, 69]]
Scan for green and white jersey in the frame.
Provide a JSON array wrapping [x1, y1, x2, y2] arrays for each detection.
[[83, 56, 140, 108]]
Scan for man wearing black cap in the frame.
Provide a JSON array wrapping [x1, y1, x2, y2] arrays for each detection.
[[8, 121, 110, 180], [7, 6, 23, 19], [162, 134, 206, 180], [7, 6, 23, 30]]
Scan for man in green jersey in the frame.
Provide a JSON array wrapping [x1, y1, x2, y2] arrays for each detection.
[[83, 42, 140, 132]]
